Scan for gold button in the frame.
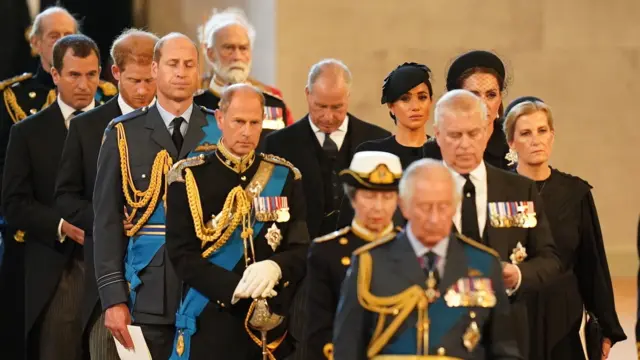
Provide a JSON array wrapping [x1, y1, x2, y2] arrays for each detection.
[[339, 237, 348, 245], [466, 193, 471, 198], [437, 347, 446, 355], [341, 257, 350, 266], [220, 302, 225, 308], [241, 176, 247, 181], [216, 300, 220, 304], [470, 311, 476, 319], [30, 108, 37, 114], [283, 281, 290, 288], [393, 308, 399, 315], [28, 91, 36, 98]]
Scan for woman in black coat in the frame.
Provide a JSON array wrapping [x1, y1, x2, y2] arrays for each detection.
[[503, 96, 626, 359], [425, 50, 512, 170], [356, 62, 436, 169]]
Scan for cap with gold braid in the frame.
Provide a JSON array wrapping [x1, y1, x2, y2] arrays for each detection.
[[339, 151, 402, 191]]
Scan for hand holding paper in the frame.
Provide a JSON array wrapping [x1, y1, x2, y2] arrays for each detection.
[[113, 325, 152, 360]]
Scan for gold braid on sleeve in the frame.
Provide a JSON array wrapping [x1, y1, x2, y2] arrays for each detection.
[[116, 123, 173, 236], [357, 252, 429, 358], [3, 88, 27, 123], [183, 168, 252, 259]]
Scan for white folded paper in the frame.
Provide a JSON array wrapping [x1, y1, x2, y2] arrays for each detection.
[[113, 325, 152, 360]]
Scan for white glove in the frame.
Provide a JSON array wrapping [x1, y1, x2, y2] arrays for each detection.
[[231, 260, 282, 304]]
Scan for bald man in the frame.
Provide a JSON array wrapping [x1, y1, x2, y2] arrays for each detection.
[[333, 159, 522, 359], [92, 32, 222, 359], [165, 83, 309, 359]]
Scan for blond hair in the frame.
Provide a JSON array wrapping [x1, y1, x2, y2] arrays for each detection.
[[503, 101, 554, 143]]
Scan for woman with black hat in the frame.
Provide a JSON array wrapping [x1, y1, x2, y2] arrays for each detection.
[[303, 151, 402, 360], [425, 50, 512, 170], [503, 96, 626, 360], [356, 62, 438, 169]]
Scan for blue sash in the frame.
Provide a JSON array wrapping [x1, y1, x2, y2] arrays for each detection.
[[189, 114, 221, 156], [169, 164, 290, 360], [123, 202, 166, 312], [380, 245, 493, 355], [123, 113, 221, 312]]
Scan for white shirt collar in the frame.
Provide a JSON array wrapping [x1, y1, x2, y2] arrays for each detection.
[[405, 222, 450, 258], [118, 95, 156, 115], [57, 96, 95, 122], [308, 115, 349, 135], [444, 160, 487, 182]]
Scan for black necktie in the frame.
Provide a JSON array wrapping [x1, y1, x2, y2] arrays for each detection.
[[461, 174, 481, 242], [322, 132, 338, 160], [172, 117, 184, 152], [72, 110, 84, 116], [423, 251, 440, 285]]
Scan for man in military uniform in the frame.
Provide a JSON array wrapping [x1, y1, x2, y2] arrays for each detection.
[[2, 33, 104, 360], [93, 32, 222, 360], [333, 159, 523, 359], [55, 29, 159, 360], [429, 89, 560, 356], [195, 7, 293, 148], [0, 6, 116, 185], [165, 83, 309, 359], [304, 151, 403, 360]]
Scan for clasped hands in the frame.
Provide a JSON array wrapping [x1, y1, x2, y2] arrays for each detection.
[[232, 260, 282, 304]]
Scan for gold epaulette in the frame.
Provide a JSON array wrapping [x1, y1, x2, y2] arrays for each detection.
[[98, 80, 118, 97], [168, 154, 207, 185], [313, 226, 351, 243], [353, 232, 396, 256], [456, 233, 499, 258], [0, 73, 32, 91], [259, 153, 301, 180], [248, 77, 283, 101]]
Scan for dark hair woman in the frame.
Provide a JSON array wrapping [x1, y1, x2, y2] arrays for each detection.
[[504, 96, 626, 359], [425, 50, 512, 170], [356, 62, 438, 169]]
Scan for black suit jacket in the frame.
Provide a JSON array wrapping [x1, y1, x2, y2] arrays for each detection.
[[54, 96, 122, 330], [1, 101, 74, 334], [264, 114, 390, 239], [455, 164, 561, 357], [93, 103, 209, 325]]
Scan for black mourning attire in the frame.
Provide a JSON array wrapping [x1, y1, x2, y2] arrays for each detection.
[[525, 168, 626, 359]]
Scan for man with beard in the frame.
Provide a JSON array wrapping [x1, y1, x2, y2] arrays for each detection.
[[194, 7, 292, 148]]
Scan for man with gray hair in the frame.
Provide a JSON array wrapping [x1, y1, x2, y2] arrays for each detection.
[[165, 83, 309, 359], [333, 158, 522, 359], [194, 7, 292, 146], [264, 58, 388, 359], [430, 89, 560, 356]]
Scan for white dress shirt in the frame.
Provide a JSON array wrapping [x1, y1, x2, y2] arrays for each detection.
[[447, 161, 488, 238], [308, 115, 349, 150], [56, 96, 95, 241], [118, 95, 156, 116], [405, 222, 449, 277], [57, 96, 95, 129]]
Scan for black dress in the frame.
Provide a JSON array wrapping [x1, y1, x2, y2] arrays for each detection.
[[526, 168, 626, 359], [356, 135, 437, 169]]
